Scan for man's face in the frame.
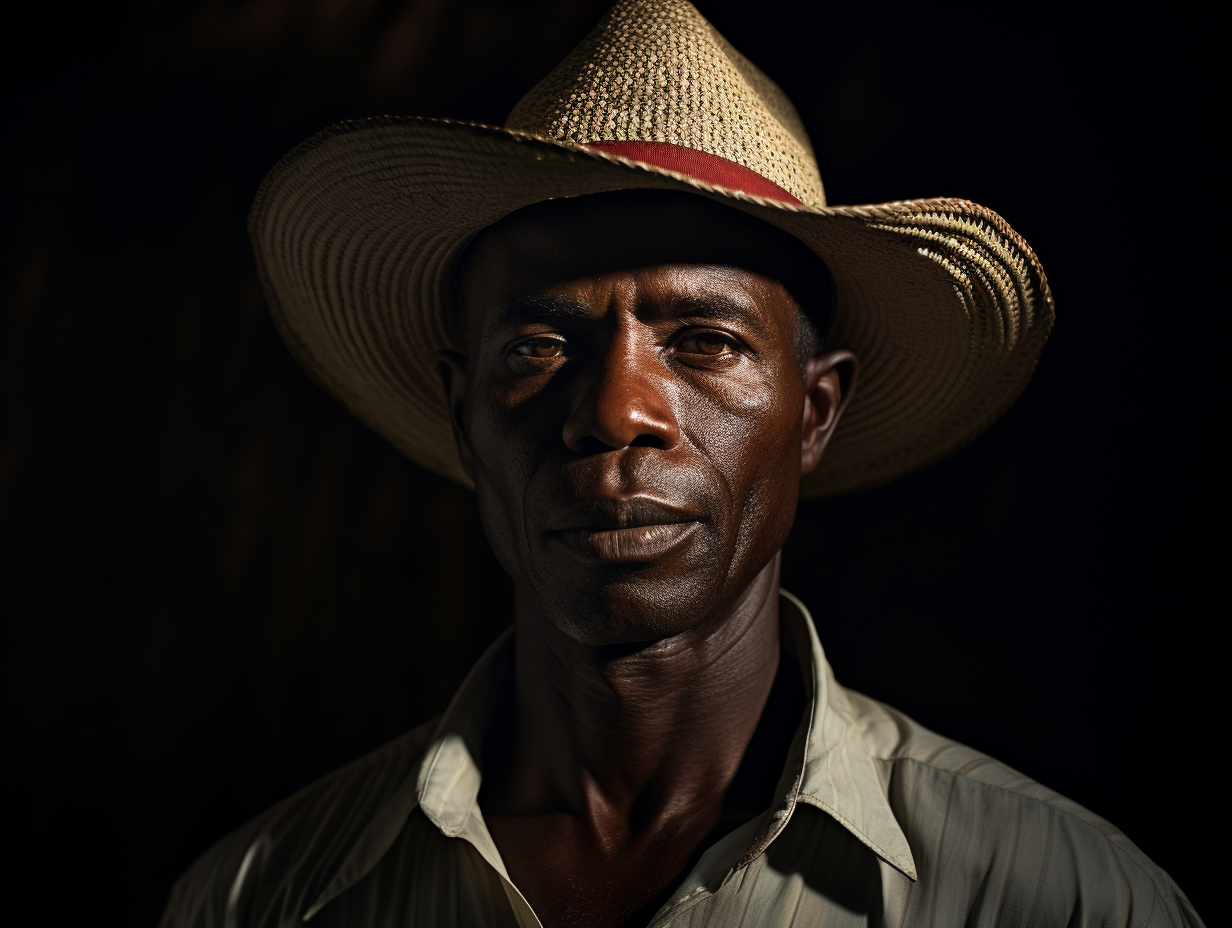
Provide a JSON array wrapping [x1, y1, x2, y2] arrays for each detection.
[[448, 192, 841, 645]]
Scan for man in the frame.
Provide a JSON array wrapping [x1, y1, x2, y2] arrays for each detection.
[[163, 2, 1201, 925]]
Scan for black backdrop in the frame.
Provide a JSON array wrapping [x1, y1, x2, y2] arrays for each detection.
[[3, 2, 1219, 924]]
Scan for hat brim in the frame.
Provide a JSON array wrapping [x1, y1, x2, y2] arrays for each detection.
[[249, 117, 1053, 497]]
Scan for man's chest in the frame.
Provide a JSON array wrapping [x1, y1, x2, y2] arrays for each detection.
[[315, 805, 889, 928], [483, 811, 720, 928]]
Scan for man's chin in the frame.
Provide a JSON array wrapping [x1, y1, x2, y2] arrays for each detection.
[[533, 570, 726, 648]]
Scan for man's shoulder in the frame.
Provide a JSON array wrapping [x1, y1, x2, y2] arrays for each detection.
[[841, 689, 1202, 926], [160, 716, 440, 928]]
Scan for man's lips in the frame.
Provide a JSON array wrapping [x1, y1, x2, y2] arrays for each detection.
[[553, 522, 701, 563], [545, 497, 703, 563]]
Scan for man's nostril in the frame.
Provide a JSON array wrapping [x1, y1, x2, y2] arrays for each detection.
[[629, 434, 667, 450], [572, 435, 615, 456], [565, 427, 671, 455]]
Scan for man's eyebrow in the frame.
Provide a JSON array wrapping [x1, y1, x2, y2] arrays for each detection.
[[486, 294, 594, 335], [670, 295, 765, 328]]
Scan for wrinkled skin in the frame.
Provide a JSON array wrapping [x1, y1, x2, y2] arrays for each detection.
[[440, 191, 857, 928]]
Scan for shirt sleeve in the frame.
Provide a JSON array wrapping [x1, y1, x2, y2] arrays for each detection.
[[880, 754, 1206, 927]]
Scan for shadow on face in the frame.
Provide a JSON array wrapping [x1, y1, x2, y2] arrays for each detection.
[[444, 190, 848, 645], [454, 190, 834, 358]]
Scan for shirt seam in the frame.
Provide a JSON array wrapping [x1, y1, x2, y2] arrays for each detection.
[[651, 880, 716, 926], [884, 755, 1183, 920]]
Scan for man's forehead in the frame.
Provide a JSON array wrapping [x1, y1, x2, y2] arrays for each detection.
[[498, 262, 770, 303], [481, 265, 775, 335]]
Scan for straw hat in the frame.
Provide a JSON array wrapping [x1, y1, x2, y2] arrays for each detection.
[[249, 0, 1053, 496]]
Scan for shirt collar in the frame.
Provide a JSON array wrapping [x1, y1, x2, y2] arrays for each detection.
[[781, 589, 917, 880], [305, 591, 915, 921]]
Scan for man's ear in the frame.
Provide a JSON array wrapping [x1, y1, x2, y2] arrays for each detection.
[[800, 349, 858, 478], [437, 349, 474, 481]]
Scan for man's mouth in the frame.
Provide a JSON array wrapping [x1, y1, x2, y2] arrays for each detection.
[[546, 498, 702, 563], [554, 522, 701, 562]]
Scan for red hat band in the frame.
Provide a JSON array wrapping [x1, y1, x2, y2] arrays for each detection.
[[584, 141, 802, 206]]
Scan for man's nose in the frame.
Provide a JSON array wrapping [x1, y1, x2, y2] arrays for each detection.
[[562, 345, 680, 453]]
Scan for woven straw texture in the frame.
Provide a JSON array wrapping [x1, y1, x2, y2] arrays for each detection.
[[249, 0, 1053, 497], [505, 0, 823, 206]]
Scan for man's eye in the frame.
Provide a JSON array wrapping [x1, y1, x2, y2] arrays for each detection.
[[677, 332, 735, 356], [513, 337, 568, 359]]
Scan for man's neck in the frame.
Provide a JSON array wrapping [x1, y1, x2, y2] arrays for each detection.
[[484, 553, 786, 844]]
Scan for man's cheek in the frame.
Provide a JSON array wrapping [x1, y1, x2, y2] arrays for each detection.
[[705, 368, 788, 418], [730, 435, 802, 535], [487, 373, 559, 412]]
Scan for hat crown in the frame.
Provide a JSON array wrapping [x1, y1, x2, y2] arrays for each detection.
[[505, 0, 825, 207]]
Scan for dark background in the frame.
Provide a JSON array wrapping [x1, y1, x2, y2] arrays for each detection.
[[3, 1, 1218, 924]]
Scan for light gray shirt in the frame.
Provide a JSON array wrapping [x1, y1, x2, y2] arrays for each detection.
[[161, 592, 1202, 927]]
